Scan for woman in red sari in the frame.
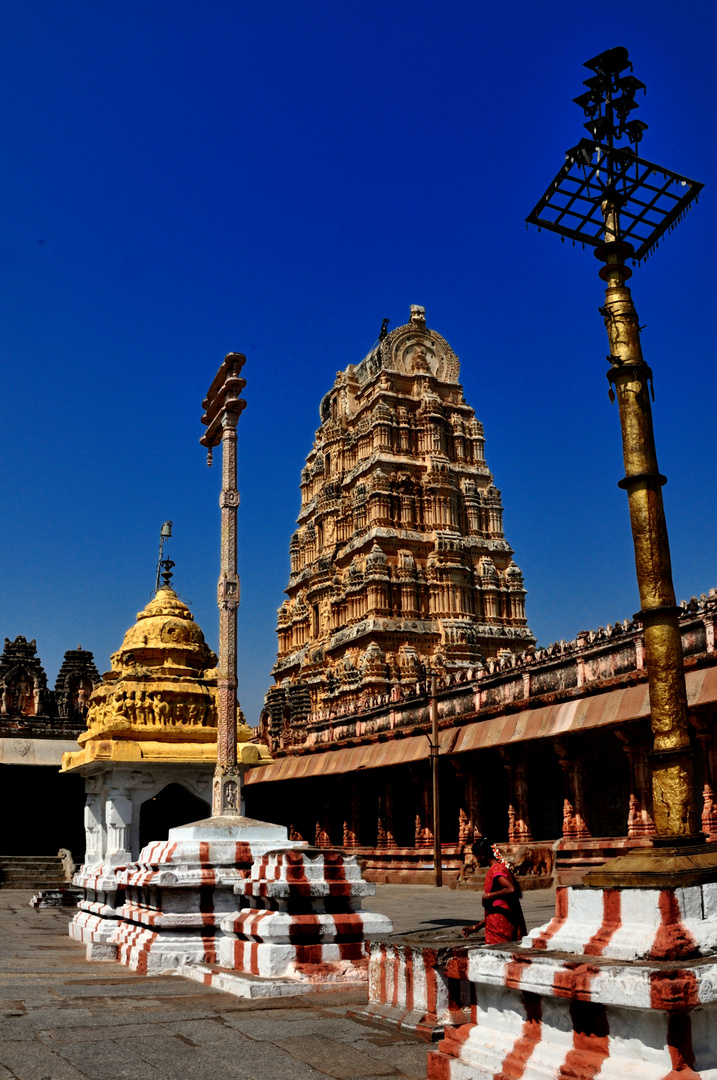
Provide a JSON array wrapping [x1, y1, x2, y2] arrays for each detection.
[[462, 838, 527, 944]]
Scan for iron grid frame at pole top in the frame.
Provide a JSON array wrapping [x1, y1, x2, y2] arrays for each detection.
[[527, 46, 705, 847], [526, 45, 702, 262], [526, 140, 702, 263], [200, 352, 247, 817]]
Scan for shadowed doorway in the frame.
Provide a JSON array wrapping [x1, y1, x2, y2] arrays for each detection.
[[138, 783, 209, 851]]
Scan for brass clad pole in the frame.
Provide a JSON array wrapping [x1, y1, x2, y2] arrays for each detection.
[[599, 201, 698, 839], [431, 674, 442, 887]]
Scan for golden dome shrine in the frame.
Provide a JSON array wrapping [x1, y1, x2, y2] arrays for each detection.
[[62, 586, 269, 771]]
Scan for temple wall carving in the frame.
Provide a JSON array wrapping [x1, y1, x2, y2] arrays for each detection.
[[0, 637, 100, 734]]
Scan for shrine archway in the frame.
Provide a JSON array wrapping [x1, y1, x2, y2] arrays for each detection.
[[138, 783, 209, 851]]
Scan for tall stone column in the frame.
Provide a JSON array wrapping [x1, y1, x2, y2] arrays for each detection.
[[555, 741, 590, 840], [500, 749, 533, 843], [201, 353, 247, 817], [616, 727, 656, 839]]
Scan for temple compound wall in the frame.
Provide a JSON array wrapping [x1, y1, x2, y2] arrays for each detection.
[[0, 637, 98, 856], [247, 592, 717, 884], [246, 306, 717, 885]]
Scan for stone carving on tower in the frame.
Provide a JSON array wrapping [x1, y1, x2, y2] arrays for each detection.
[[263, 305, 535, 748], [0, 636, 51, 722], [55, 646, 101, 722]]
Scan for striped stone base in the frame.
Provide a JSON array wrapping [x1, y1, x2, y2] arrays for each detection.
[[351, 942, 474, 1040], [217, 848, 393, 987], [69, 817, 392, 996], [427, 882, 717, 1078], [180, 961, 367, 999]]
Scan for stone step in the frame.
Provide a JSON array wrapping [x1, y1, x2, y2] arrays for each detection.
[[1, 871, 66, 881], [0, 857, 66, 866], [0, 855, 70, 889]]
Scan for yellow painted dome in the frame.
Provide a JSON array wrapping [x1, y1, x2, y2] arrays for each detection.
[[61, 585, 271, 772], [113, 587, 217, 677]]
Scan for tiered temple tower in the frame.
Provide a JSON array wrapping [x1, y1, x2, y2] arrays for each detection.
[[263, 306, 534, 746]]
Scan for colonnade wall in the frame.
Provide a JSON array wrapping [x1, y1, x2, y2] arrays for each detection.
[[247, 590, 717, 885]]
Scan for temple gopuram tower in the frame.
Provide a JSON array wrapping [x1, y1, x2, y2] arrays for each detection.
[[264, 306, 534, 746]]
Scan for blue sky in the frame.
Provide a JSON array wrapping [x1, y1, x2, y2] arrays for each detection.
[[1, 1, 715, 724]]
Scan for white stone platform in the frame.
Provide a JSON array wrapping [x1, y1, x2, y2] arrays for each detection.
[[216, 847, 393, 990], [112, 815, 295, 973]]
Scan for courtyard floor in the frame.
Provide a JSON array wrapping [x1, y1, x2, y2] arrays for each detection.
[[0, 884, 556, 1080]]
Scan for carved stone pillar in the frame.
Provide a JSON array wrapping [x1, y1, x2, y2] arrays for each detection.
[[105, 789, 132, 865], [555, 741, 590, 840], [415, 776, 434, 848], [377, 779, 397, 849], [500, 749, 533, 843], [341, 780, 360, 849], [616, 726, 656, 839], [83, 788, 103, 865], [314, 816, 331, 848], [690, 712, 717, 841], [314, 785, 332, 848], [453, 763, 482, 845]]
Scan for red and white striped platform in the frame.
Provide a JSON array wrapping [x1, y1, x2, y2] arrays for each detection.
[[214, 848, 393, 990], [353, 941, 474, 1040], [112, 816, 295, 974], [427, 882, 717, 1079]]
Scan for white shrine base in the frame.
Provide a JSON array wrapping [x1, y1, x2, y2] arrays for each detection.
[[69, 813, 393, 1000], [69, 864, 126, 960], [428, 881, 717, 1079], [113, 815, 294, 974]]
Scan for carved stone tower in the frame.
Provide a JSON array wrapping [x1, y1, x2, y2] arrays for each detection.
[[264, 306, 534, 746]]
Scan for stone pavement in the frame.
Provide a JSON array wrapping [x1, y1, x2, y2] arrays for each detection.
[[0, 884, 556, 1080], [362, 882, 556, 939]]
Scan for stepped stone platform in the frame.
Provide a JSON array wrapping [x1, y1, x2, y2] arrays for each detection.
[[0, 855, 68, 890]]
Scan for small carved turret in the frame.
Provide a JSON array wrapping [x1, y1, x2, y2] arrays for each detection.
[[55, 646, 101, 722]]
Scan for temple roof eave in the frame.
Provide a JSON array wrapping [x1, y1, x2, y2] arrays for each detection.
[[61, 739, 219, 773]]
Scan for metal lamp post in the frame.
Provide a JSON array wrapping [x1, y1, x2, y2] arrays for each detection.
[[200, 353, 247, 817], [527, 47, 707, 856]]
